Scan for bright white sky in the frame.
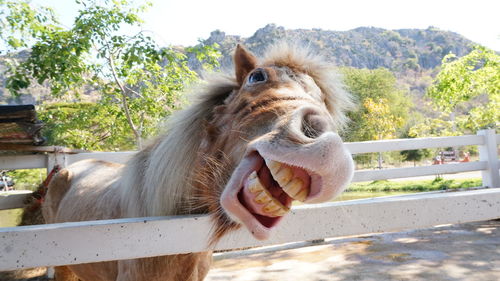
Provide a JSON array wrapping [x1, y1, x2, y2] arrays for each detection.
[[34, 0, 500, 51]]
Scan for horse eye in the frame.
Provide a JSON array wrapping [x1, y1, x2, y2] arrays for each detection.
[[248, 69, 267, 84]]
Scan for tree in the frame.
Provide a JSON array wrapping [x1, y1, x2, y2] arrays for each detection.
[[0, 0, 59, 51], [38, 102, 137, 151], [362, 97, 403, 141], [340, 67, 411, 168], [426, 46, 499, 134], [399, 129, 431, 166], [362, 97, 403, 169], [1, 0, 220, 149], [341, 67, 411, 142]]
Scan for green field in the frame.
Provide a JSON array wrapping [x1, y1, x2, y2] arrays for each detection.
[[0, 208, 23, 227], [346, 177, 482, 193]]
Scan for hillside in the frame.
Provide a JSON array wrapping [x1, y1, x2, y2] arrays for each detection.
[[1, 25, 477, 107], [194, 24, 474, 72], [188, 24, 476, 117]]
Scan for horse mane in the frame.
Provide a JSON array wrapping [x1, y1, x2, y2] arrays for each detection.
[[118, 42, 352, 218], [119, 76, 238, 217]]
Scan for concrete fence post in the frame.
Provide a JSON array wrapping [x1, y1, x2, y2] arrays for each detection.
[[478, 129, 500, 188], [46, 147, 68, 174], [45, 149, 67, 280]]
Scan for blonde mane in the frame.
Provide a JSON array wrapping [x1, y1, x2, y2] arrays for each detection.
[[119, 76, 237, 217]]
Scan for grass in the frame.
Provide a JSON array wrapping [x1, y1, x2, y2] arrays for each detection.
[[0, 208, 23, 227], [334, 191, 414, 201], [6, 169, 46, 191], [345, 177, 482, 193]]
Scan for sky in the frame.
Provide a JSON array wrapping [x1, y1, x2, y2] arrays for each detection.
[[33, 0, 500, 51]]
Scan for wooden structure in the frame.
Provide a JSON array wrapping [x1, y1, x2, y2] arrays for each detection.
[[0, 105, 44, 145]]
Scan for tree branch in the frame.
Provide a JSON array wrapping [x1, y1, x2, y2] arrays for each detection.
[[107, 53, 142, 149]]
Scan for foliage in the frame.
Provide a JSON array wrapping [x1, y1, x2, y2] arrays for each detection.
[[5, 169, 46, 190], [340, 67, 410, 142], [340, 67, 411, 168], [399, 129, 432, 166], [400, 148, 431, 166], [1, 0, 220, 149], [426, 46, 499, 133], [362, 98, 404, 140], [38, 102, 136, 150], [409, 114, 458, 137], [0, 0, 59, 51]]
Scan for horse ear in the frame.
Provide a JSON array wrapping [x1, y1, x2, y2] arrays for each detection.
[[234, 44, 257, 86]]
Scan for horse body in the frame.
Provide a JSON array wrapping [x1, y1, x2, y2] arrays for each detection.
[[44, 159, 213, 281], [41, 43, 355, 280]]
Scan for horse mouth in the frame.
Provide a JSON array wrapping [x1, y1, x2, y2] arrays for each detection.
[[221, 152, 322, 240]]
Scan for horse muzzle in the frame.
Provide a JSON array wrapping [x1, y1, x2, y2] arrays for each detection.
[[220, 130, 354, 240]]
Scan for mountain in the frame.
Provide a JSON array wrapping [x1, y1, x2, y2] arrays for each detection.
[[187, 24, 476, 117], [195, 24, 474, 72], [0, 50, 99, 104], [1, 25, 478, 106]]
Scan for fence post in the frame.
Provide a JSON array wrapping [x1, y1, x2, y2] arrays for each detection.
[[45, 149, 67, 281], [46, 147, 68, 174], [478, 129, 500, 188]]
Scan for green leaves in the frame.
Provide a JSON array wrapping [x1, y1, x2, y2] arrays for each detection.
[[427, 46, 499, 132], [0, 1, 60, 50], [340, 67, 411, 142], [362, 97, 404, 140], [38, 102, 136, 150], [1, 0, 221, 150]]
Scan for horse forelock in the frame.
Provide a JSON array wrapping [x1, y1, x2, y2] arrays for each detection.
[[261, 42, 354, 129]]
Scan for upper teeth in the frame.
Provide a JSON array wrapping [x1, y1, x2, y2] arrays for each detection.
[[265, 159, 309, 202], [247, 171, 290, 217]]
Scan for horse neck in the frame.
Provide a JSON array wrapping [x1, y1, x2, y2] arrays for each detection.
[[119, 125, 203, 218]]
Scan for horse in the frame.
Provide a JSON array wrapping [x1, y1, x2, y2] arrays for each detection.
[[40, 43, 355, 281]]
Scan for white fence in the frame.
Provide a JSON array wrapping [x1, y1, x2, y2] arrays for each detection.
[[0, 129, 499, 271]]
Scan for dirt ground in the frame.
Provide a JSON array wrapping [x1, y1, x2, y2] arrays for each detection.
[[2, 219, 499, 281], [206, 220, 500, 281]]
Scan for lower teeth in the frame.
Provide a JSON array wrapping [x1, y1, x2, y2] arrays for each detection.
[[246, 171, 290, 216]]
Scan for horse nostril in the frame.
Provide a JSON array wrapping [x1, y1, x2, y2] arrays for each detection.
[[301, 113, 327, 139]]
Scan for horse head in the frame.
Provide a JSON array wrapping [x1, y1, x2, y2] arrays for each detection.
[[194, 44, 354, 241]]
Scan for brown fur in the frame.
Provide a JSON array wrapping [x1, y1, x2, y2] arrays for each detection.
[[19, 43, 353, 281]]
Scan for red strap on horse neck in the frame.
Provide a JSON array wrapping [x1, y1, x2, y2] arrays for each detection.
[[43, 165, 61, 188], [31, 165, 61, 203]]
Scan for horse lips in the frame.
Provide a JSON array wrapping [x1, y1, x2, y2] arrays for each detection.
[[234, 156, 312, 234]]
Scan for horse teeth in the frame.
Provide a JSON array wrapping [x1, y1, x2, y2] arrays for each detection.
[[265, 159, 282, 174], [272, 207, 288, 216], [273, 166, 293, 186], [263, 201, 281, 213], [294, 188, 309, 202], [248, 172, 263, 194], [282, 178, 303, 198], [254, 191, 272, 204], [263, 200, 290, 217]]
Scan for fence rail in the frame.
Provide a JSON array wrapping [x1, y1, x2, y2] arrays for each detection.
[[1, 188, 499, 271], [0, 129, 499, 271]]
